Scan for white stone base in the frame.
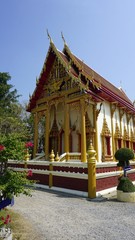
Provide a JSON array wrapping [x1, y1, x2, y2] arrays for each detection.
[[117, 190, 135, 202]]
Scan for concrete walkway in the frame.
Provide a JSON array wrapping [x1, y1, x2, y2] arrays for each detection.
[[11, 186, 135, 240]]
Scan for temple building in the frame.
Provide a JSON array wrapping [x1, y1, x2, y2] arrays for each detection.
[[27, 36, 135, 162]]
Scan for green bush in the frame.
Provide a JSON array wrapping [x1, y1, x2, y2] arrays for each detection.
[[115, 148, 134, 162], [0, 134, 26, 161], [117, 177, 135, 192], [0, 169, 35, 200], [115, 148, 134, 170]]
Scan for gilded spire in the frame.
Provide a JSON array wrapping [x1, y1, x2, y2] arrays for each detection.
[[61, 32, 67, 46], [46, 29, 53, 43], [36, 77, 39, 85]]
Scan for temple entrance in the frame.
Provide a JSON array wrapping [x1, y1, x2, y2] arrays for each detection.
[[49, 106, 59, 155], [60, 130, 64, 154], [70, 131, 81, 152], [49, 136, 58, 155]]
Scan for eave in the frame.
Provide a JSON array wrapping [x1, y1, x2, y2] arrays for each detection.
[[99, 85, 135, 113]]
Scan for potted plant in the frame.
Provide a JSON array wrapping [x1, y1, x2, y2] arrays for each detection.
[[114, 147, 135, 202]]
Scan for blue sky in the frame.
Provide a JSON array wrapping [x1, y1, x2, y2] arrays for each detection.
[[0, 0, 135, 104]]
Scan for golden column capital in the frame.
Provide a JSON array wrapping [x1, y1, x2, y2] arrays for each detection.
[[94, 103, 102, 120]]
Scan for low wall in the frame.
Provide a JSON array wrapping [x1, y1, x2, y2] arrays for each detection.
[[8, 160, 135, 195]]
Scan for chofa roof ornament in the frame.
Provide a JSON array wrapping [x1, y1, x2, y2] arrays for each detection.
[[46, 29, 53, 43], [61, 32, 67, 46]]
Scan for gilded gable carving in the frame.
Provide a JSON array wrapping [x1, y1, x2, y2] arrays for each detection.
[[47, 58, 69, 94], [101, 117, 111, 136], [123, 126, 130, 140], [131, 129, 135, 142], [114, 122, 122, 139], [69, 102, 80, 111]]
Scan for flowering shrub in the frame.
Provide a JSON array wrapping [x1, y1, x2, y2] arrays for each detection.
[[0, 138, 35, 201], [0, 135, 25, 163], [0, 169, 35, 200], [0, 138, 35, 237], [0, 169, 35, 237], [0, 146, 5, 152], [25, 141, 34, 159], [0, 210, 12, 238], [0, 145, 6, 161], [27, 170, 33, 177], [1, 214, 11, 225]]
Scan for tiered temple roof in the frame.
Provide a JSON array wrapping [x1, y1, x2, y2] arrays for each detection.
[[27, 39, 135, 113]]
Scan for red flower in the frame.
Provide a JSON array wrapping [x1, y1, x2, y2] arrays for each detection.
[[1, 214, 11, 225], [0, 145, 5, 151], [4, 215, 11, 224], [25, 142, 34, 148], [27, 170, 33, 177], [1, 216, 4, 221]]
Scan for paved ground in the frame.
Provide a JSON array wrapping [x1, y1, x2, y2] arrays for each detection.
[[11, 187, 135, 240]]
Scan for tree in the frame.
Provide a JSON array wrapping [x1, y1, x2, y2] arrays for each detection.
[[20, 102, 34, 141], [0, 72, 20, 114], [0, 72, 34, 162], [0, 72, 24, 136], [0, 73, 35, 212], [0, 72, 31, 138]]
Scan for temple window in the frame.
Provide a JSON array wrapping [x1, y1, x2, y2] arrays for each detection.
[[133, 142, 135, 151], [123, 126, 130, 149], [118, 139, 122, 149], [130, 129, 135, 151], [114, 122, 122, 151], [106, 136, 111, 155], [101, 117, 112, 161], [126, 141, 129, 148]]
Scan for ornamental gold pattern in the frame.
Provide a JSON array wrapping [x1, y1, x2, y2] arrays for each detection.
[[114, 122, 122, 139], [101, 117, 111, 136]]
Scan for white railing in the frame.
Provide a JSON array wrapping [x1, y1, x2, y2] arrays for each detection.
[[8, 160, 135, 182], [59, 153, 66, 162], [11, 166, 135, 181]]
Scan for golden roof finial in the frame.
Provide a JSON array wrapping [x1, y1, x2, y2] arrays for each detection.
[[46, 29, 52, 43], [36, 77, 39, 85], [61, 31, 67, 45]]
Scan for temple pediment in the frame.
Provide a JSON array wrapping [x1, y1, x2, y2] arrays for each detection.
[[37, 58, 81, 101], [46, 58, 72, 94]]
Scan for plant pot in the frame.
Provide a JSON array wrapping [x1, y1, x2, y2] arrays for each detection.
[[117, 190, 135, 202], [0, 197, 14, 210]]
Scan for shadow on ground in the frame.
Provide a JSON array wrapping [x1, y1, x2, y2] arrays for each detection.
[[34, 186, 118, 203]]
